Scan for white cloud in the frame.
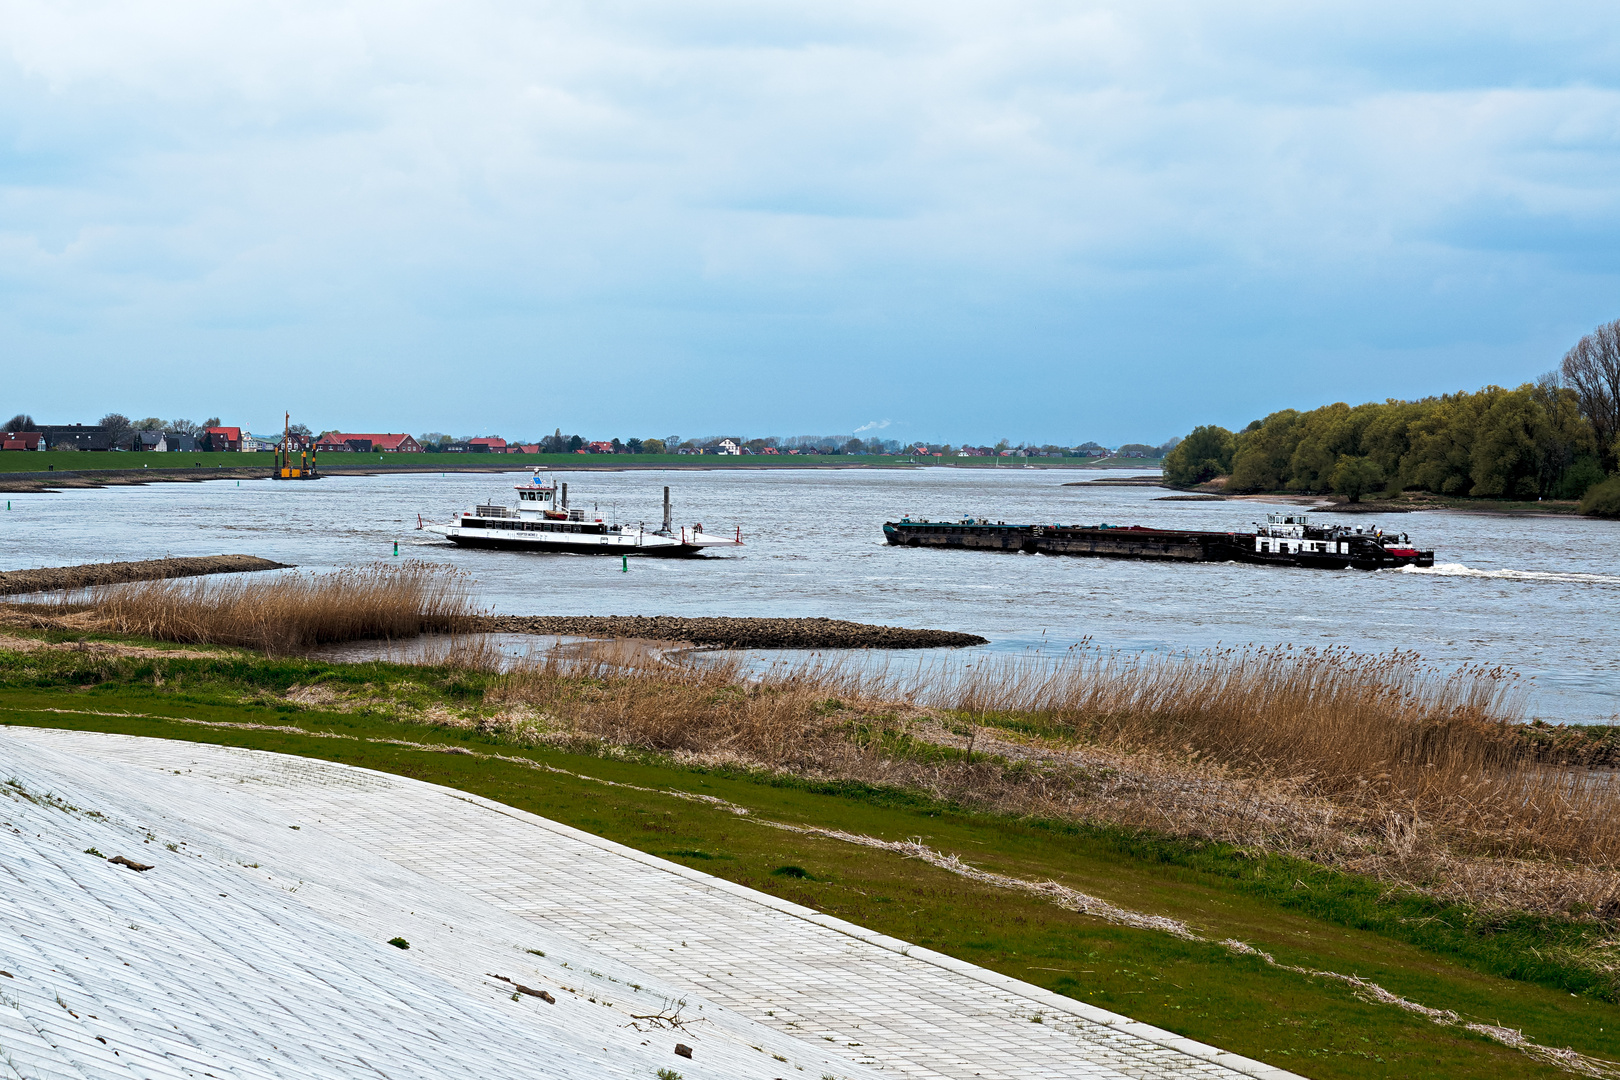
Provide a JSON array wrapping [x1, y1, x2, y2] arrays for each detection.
[[1, 1, 1618, 438]]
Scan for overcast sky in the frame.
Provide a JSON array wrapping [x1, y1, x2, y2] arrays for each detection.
[[4, 1, 1619, 445]]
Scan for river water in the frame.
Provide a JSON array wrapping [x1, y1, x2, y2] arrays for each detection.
[[2, 466, 1617, 722]]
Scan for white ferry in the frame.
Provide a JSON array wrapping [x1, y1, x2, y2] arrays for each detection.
[[421, 475, 743, 557]]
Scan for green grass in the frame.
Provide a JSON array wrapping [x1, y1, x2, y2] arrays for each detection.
[[0, 451, 280, 473], [0, 642, 1617, 1078], [0, 450, 1136, 474]]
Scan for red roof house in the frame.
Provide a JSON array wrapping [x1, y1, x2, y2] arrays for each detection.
[[202, 426, 242, 451], [468, 437, 506, 451], [1, 432, 43, 451], [316, 433, 422, 452]]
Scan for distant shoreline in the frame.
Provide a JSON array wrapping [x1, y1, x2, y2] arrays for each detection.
[[0, 456, 1160, 493]]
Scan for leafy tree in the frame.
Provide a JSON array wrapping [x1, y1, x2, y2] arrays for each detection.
[[1228, 409, 1301, 491], [626, 438, 643, 453], [610, 438, 624, 453], [843, 438, 865, 454], [3, 414, 34, 433], [642, 438, 666, 454], [134, 417, 166, 431], [567, 434, 583, 453], [541, 428, 566, 453], [1330, 455, 1385, 502], [202, 417, 221, 429], [1161, 425, 1235, 485]]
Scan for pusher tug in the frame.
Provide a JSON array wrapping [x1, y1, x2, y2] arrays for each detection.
[[421, 474, 743, 557]]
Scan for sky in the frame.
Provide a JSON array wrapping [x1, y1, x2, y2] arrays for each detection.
[[3, 1, 1620, 446]]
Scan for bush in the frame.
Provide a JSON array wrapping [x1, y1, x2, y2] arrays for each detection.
[[1578, 475, 1620, 518], [1555, 457, 1607, 500]]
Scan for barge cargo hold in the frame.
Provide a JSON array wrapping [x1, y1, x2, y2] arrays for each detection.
[[882, 513, 1434, 570]]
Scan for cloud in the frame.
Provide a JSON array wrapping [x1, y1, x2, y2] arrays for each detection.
[[853, 419, 891, 433], [1, 2, 1618, 441]]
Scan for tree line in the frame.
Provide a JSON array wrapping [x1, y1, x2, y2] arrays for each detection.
[[1162, 318, 1620, 511]]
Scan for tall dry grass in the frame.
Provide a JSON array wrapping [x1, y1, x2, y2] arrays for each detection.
[[901, 645, 1619, 866], [81, 562, 475, 654], [471, 642, 1620, 908]]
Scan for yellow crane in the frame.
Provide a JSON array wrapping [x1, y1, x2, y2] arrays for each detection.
[[274, 412, 320, 480]]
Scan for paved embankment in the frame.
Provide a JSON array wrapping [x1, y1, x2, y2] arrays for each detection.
[[473, 614, 988, 648], [0, 554, 291, 596], [0, 727, 1292, 1080]]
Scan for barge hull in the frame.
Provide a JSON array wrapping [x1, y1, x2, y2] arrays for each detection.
[[882, 523, 1432, 570]]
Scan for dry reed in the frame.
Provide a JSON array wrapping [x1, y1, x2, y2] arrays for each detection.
[[78, 562, 475, 654], [468, 642, 1620, 917]]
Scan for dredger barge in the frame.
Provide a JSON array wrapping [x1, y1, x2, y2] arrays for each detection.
[[883, 512, 1434, 570]]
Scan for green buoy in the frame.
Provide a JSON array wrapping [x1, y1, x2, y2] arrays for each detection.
[[622, 554, 628, 572], [393, 541, 400, 557]]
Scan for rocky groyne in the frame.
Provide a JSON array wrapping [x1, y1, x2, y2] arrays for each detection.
[[0, 555, 292, 596], [471, 614, 987, 649]]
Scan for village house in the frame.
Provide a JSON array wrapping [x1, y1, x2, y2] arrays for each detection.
[[202, 426, 242, 452], [468, 437, 506, 452], [37, 424, 114, 451], [241, 432, 279, 452], [315, 433, 422, 453], [0, 432, 42, 451]]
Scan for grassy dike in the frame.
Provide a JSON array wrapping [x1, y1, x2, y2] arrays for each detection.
[[0, 450, 1137, 475], [0, 643, 1615, 1078]]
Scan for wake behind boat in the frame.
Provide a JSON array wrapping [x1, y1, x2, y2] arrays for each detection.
[[422, 474, 743, 557]]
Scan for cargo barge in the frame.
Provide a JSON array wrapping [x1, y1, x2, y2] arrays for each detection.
[[883, 512, 1433, 570]]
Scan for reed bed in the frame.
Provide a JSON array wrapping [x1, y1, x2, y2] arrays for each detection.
[[899, 645, 1620, 867], [76, 562, 475, 654], [467, 642, 1620, 916]]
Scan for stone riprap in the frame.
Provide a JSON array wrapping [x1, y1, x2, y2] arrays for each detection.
[[0, 728, 1298, 1080], [0, 555, 290, 596], [473, 614, 989, 648]]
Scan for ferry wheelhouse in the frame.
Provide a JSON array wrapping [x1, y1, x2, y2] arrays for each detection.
[[422, 475, 743, 557]]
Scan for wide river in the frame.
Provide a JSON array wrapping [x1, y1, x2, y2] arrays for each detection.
[[3, 466, 1617, 722]]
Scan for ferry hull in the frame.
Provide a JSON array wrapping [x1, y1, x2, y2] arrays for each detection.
[[444, 533, 707, 557], [882, 523, 1433, 570]]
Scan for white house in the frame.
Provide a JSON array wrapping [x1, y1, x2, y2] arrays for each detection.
[[717, 439, 741, 455], [241, 432, 280, 452]]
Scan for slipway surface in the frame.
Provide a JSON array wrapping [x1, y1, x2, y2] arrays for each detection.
[[0, 728, 1298, 1079]]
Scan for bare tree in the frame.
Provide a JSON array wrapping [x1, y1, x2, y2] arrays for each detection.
[[1561, 319, 1620, 469], [98, 413, 133, 448], [3, 414, 34, 433]]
